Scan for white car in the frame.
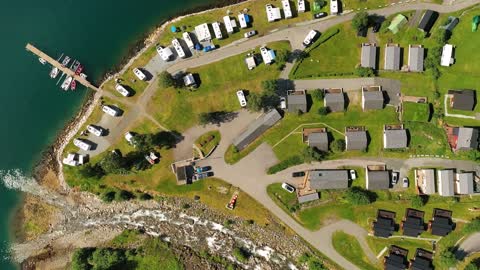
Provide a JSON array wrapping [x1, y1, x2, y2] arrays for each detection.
[[236, 90, 247, 107], [281, 183, 295, 193], [125, 132, 135, 145], [280, 97, 287, 109], [349, 169, 357, 180], [402, 177, 409, 188], [392, 171, 399, 185], [244, 30, 257, 38], [133, 68, 146, 81]]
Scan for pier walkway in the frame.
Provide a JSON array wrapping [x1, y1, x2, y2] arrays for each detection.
[[25, 43, 100, 91]]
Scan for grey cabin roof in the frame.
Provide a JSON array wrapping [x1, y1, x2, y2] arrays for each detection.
[[384, 129, 408, 149], [309, 170, 349, 190], [418, 10, 438, 33], [385, 45, 401, 70], [232, 109, 282, 151], [361, 44, 377, 69], [308, 132, 329, 152], [438, 170, 454, 196], [324, 93, 345, 112], [456, 127, 479, 151], [363, 91, 384, 110], [367, 170, 390, 190], [345, 131, 368, 151], [456, 172, 474, 195], [451, 89, 476, 111], [419, 169, 436, 195], [298, 192, 320, 203], [408, 46, 424, 72], [287, 92, 308, 113]]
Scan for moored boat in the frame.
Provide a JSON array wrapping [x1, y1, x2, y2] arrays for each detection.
[[61, 76, 73, 91], [38, 58, 46, 65], [49, 67, 59, 79], [75, 64, 83, 75], [70, 80, 77, 90], [61, 56, 71, 66]]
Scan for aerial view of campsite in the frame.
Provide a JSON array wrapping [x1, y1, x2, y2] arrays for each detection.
[[3, 0, 480, 269]]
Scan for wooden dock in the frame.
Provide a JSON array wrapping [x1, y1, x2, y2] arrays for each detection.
[[25, 43, 100, 91]]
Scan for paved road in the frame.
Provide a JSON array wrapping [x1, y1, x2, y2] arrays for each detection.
[[456, 232, 480, 259]]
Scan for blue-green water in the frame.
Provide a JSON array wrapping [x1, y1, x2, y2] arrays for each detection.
[[0, 0, 219, 268]]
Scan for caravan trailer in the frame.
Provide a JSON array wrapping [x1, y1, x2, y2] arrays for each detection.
[[282, 0, 293, 19], [330, 0, 339, 15], [156, 45, 174, 61], [212, 22, 223, 39], [182, 32, 195, 49], [133, 68, 146, 80], [223, 16, 236, 33], [172, 38, 186, 58]]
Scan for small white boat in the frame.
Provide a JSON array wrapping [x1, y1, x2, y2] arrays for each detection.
[[61, 76, 73, 91], [39, 58, 46, 65], [61, 56, 71, 66], [49, 67, 59, 79]]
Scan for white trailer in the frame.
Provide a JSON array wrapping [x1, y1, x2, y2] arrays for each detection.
[[133, 68, 146, 80], [182, 32, 195, 49], [260, 46, 275, 64], [441, 44, 454, 66], [195, 23, 212, 41], [298, 0, 306, 13], [238, 13, 249, 28], [223, 16, 236, 33], [303, 30, 319, 47], [330, 0, 339, 15], [115, 84, 131, 97], [156, 45, 174, 61], [266, 4, 282, 22], [212, 22, 223, 39], [73, 138, 92, 151], [172, 38, 186, 58], [87, 125, 104, 137], [102, 105, 120, 117], [282, 0, 293, 19]]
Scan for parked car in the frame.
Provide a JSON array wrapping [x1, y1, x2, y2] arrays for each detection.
[[314, 12, 328, 19], [244, 30, 257, 38], [281, 183, 295, 193], [203, 45, 216, 52], [392, 171, 399, 184], [196, 166, 211, 173], [349, 170, 357, 180], [403, 177, 409, 188], [280, 97, 287, 109], [236, 90, 247, 107], [292, 171, 305, 178], [196, 172, 209, 180], [372, 22, 382, 33]]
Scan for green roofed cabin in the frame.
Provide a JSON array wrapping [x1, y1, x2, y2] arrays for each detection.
[[388, 14, 408, 34]]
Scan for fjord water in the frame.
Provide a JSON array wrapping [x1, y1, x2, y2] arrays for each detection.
[[0, 0, 219, 268]]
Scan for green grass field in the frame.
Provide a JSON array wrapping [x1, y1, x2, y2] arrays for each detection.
[[366, 236, 432, 262], [194, 130, 221, 157], [332, 231, 380, 270], [403, 102, 431, 122], [147, 41, 290, 132]]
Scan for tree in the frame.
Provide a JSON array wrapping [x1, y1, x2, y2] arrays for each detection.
[[275, 49, 290, 64], [315, 0, 327, 9], [199, 112, 212, 125], [116, 190, 134, 202], [437, 248, 457, 268], [138, 193, 153, 201], [247, 92, 265, 112], [465, 262, 480, 270], [332, 139, 346, 152], [318, 107, 329, 115], [79, 164, 105, 179], [303, 146, 327, 163], [352, 12, 369, 32], [71, 248, 94, 270], [158, 71, 175, 88], [90, 248, 126, 270], [261, 79, 278, 94], [411, 195, 426, 208], [345, 187, 373, 205], [99, 152, 126, 174], [355, 66, 375, 77]]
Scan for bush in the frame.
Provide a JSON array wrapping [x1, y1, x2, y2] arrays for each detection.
[[79, 164, 105, 179], [317, 107, 329, 115], [355, 66, 375, 77], [303, 147, 328, 163], [90, 248, 126, 270], [311, 89, 325, 101], [71, 248, 94, 270], [331, 139, 346, 152], [267, 155, 304, 174], [232, 247, 250, 263], [101, 191, 116, 203], [261, 79, 278, 94], [411, 195, 426, 208], [138, 193, 153, 201], [99, 152, 127, 174], [352, 12, 369, 32], [116, 190, 134, 202], [437, 248, 457, 268], [464, 218, 480, 234], [465, 261, 480, 270], [345, 187, 373, 205], [158, 71, 175, 88]]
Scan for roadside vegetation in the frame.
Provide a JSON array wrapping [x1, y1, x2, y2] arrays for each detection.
[[332, 231, 380, 270], [194, 130, 221, 157]]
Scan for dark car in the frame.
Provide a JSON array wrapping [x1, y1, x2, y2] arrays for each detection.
[[314, 12, 328, 19], [292, 171, 306, 177], [372, 22, 382, 33]]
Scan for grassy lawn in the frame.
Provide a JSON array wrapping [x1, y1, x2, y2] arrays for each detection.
[[147, 41, 289, 132], [267, 183, 300, 213], [332, 231, 380, 270], [404, 121, 451, 156], [291, 23, 367, 79], [194, 130, 221, 157], [380, 72, 437, 100], [366, 236, 432, 261], [403, 102, 430, 122]]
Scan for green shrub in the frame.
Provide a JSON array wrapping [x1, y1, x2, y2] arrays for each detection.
[[344, 187, 373, 205], [267, 155, 304, 174], [116, 190, 134, 202], [232, 247, 250, 263], [411, 195, 426, 208], [437, 248, 457, 268], [318, 107, 329, 115], [355, 67, 375, 77], [101, 191, 116, 203], [311, 89, 325, 101], [331, 139, 346, 152]]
